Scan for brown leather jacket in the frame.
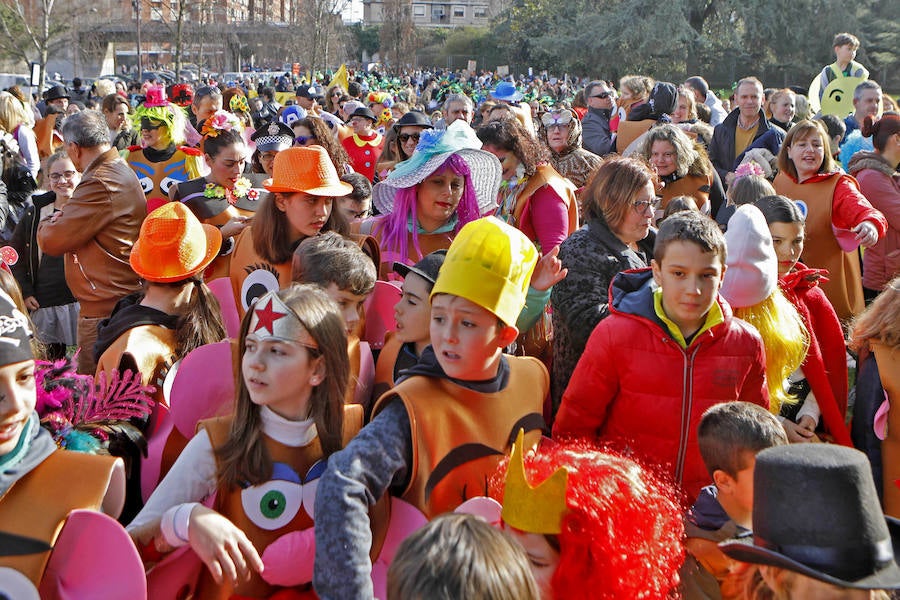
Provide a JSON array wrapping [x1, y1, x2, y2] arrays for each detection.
[[37, 148, 146, 317]]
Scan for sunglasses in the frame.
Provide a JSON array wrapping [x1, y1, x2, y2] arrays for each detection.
[[541, 109, 574, 128], [294, 135, 313, 145], [398, 133, 421, 144], [590, 91, 612, 99], [140, 118, 165, 130]]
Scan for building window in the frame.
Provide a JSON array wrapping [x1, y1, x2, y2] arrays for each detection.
[[150, 0, 163, 20], [413, 3, 425, 16], [452, 5, 465, 17], [474, 6, 487, 17]]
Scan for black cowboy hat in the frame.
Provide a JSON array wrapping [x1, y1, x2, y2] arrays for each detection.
[[720, 444, 900, 590], [43, 85, 69, 102], [345, 106, 377, 124], [393, 110, 433, 131]]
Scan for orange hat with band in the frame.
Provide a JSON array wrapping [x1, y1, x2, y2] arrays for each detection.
[[130, 202, 222, 283], [263, 146, 353, 197]]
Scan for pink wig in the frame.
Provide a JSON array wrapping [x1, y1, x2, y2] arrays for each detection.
[[491, 439, 685, 600], [378, 153, 481, 263]]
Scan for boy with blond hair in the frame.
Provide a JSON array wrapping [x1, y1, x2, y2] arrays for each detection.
[[313, 216, 547, 599]]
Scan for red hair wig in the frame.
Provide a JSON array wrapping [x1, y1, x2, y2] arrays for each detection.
[[491, 439, 685, 600]]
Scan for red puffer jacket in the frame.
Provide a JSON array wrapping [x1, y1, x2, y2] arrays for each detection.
[[553, 268, 769, 502]]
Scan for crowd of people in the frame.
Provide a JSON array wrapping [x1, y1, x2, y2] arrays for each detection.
[[0, 29, 899, 599]]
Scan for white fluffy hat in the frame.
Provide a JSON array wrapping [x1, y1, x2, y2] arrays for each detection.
[[721, 204, 778, 308]]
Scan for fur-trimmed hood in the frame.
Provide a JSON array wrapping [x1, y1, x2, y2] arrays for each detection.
[[848, 151, 898, 178]]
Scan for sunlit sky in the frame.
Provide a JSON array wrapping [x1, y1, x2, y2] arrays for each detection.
[[342, 0, 364, 22]]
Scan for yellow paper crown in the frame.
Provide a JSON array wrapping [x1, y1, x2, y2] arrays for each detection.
[[501, 430, 568, 535]]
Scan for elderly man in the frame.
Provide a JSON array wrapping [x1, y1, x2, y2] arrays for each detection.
[[581, 80, 616, 157], [708, 77, 785, 186], [441, 93, 474, 128], [843, 80, 882, 139], [37, 110, 146, 374]]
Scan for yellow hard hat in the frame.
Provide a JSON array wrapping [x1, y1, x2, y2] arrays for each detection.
[[431, 216, 538, 326]]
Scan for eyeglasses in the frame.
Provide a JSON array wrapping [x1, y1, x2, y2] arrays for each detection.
[[632, 197, 662, 214], [49, 170, 77, 182], [590, 91, 611, 99], [294, 135, 313, 145], [398, 133, 420, 144]]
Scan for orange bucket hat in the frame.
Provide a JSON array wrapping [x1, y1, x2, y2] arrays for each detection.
[[263, 146, 353, 197], [130, 202, 222, 283]]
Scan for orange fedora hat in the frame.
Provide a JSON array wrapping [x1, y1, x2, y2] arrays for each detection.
[[263, 146, 353, 197], [130, 202, 222, 283]]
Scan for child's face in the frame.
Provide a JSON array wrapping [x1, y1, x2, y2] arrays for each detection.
[[502, 523, 559, 600], [0, 360, 36, 456], [768, 222, 805, 276], [651, 241, 725, 339], [394, 272, 432, 348], [243, 334, 321, 421], [324, 282, 368, 336], [276, 192, 333, 240], [430, 295, 511, 381], [834, 43, 857, 65]]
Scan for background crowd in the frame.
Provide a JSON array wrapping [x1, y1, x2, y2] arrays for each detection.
[[0, 29, 898, 600]]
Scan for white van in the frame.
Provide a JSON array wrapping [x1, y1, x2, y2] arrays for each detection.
[[0, 73, 31, 90]]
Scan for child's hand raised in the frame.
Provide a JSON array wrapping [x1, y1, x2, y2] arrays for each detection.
[[188, 504, 264, 586], [530, 246, 568, 292]]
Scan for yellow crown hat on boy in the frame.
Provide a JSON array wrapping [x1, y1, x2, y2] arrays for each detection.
[[430, 216, 538, 326]]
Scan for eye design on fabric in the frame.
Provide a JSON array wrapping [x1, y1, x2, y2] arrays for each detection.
[[138, 176, 153, 194], [159, 176, 180, 195], [240, 461, 326, 530], [241, 263, 280, 310]]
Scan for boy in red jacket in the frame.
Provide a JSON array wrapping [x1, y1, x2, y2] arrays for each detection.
[[553, 211, 769, 501]]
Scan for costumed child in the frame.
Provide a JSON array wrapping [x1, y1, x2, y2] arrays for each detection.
[[718, 204, 812, 438], [313, 216, 547, 599], [355, 120, 501, 280], [230, 146, 351, 315], [680, 402, 787, 600], [482, 431, 684, 600], [373, 251, 446, 401], [0, 287, 135, 597], [125, 85, 204, 200], [127, 285, 372, 598], [290, 232, 377, 410], [755, 195, 852, 446], [94, 202, 228, 520], [170, 109, 263, 280], [553, 210, 769, 502]]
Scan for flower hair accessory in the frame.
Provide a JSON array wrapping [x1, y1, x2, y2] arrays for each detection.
[[734, 161, 765, 180], [201, 109, 244, 138], [230, 94, 250, 114]]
